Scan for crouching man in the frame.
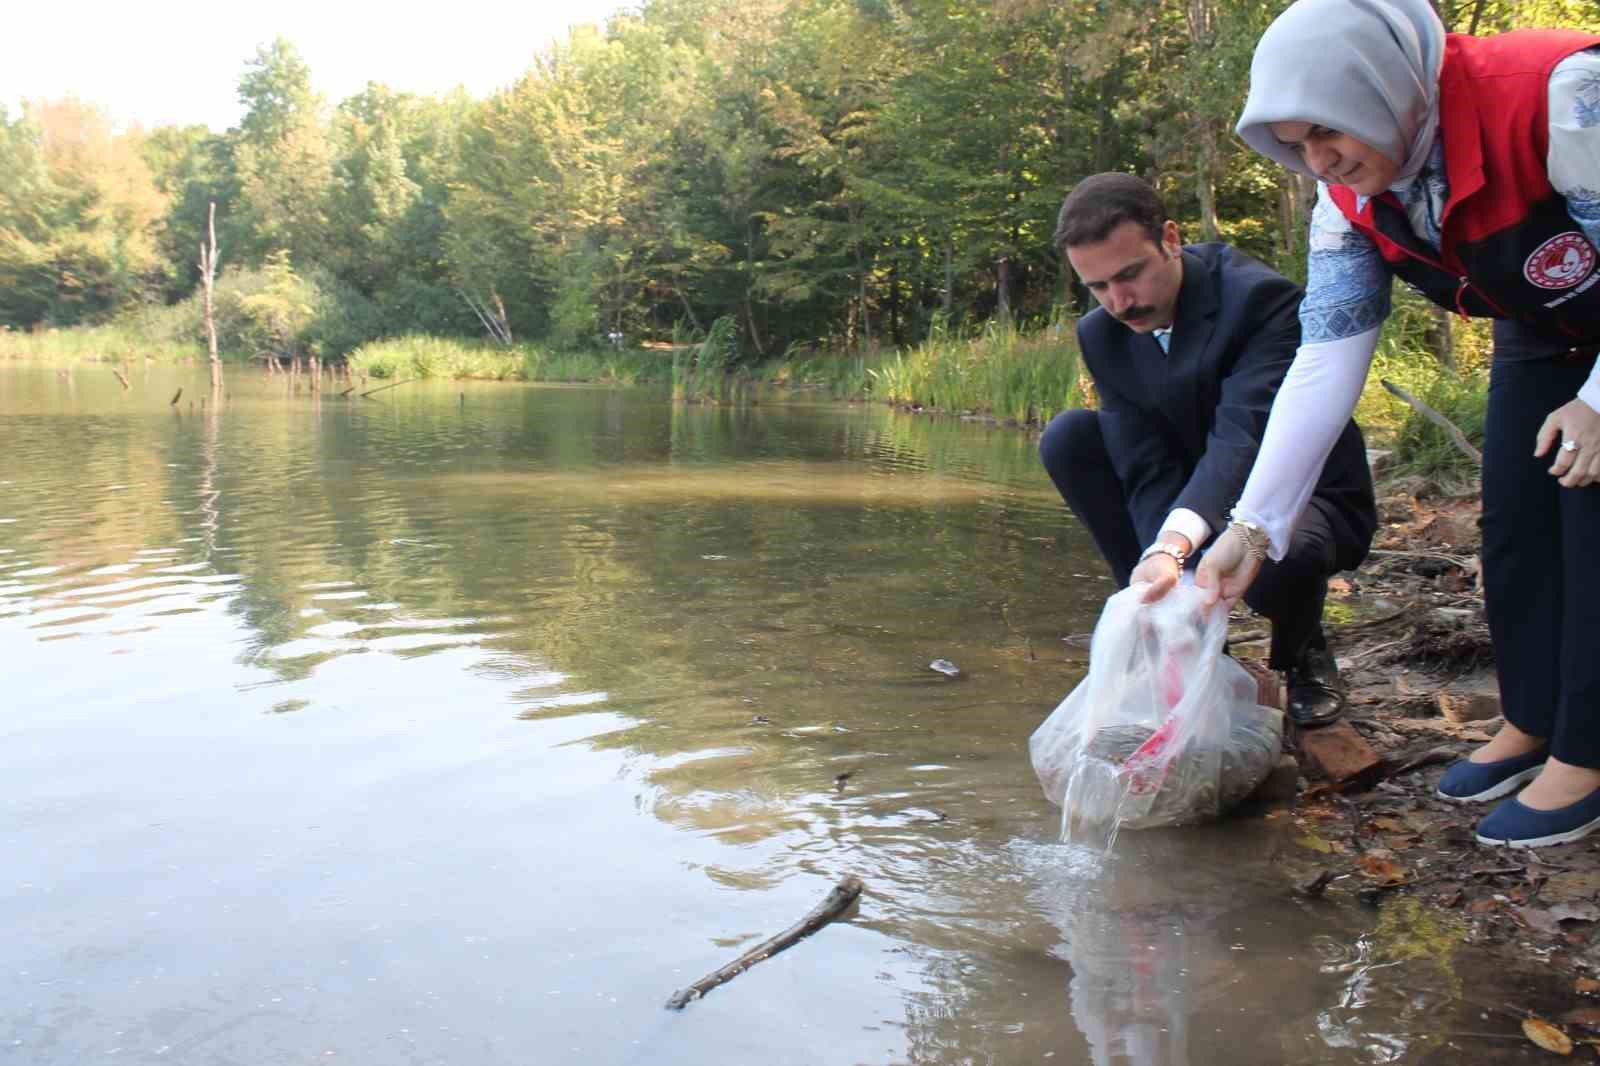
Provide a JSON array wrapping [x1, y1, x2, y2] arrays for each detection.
[[1041, 173, 1377, 726]]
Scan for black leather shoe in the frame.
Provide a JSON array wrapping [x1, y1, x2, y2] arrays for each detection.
[[1285, 645, 1345, 727]]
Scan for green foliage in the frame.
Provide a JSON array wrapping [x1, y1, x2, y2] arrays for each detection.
[[4, 0, 1589, 361], [672, 315, 743, 400], [1388, 367, 1488, 479], [0, 320, 202, 363], [345, 334, 672, 385], [347, 334, 522, 380], [868, 321, 1080, 427]]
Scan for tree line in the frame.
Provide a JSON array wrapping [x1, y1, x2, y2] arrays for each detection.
[[0, 0, 1588, 360]]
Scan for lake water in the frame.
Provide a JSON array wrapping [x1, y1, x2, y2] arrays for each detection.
[[0, 363, 1560, 1064]]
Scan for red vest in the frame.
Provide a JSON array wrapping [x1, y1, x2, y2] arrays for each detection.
[[1327, 30, 1600, 344]]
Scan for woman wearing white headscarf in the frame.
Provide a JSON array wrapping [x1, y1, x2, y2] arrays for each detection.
[[1195, 0, 1600, 847]]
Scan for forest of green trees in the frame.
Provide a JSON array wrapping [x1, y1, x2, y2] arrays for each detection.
[[0, 0, 1591, 364]]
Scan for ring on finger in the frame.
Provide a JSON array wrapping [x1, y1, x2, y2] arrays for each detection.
[[1563, 439, 1580, 453]]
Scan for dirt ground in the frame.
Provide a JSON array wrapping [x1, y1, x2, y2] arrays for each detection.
[[1249, 476, 1600, 1056]]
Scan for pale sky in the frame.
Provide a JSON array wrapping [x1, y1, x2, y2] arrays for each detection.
[[5, 0, 636, 131]]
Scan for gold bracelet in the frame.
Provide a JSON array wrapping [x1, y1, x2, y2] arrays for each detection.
[[1226, 514, 1270, 562]]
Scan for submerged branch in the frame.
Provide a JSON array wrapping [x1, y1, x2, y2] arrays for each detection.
[[665, 875, 863, 1010], [360, 378, 417, 398]]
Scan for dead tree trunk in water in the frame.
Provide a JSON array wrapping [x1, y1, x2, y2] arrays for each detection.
[[200, 202, 221, 394]]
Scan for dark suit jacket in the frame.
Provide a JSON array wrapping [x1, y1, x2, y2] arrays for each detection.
[[1077, 242, 1377, 567]]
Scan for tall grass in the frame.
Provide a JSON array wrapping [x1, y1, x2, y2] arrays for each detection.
[[758, 347, 875, 398], [346, 334, 676, 386], [0, 321, 205, 363], [346, 335, 522, 381], [1355, 295, 1493, 481], [529, 346, 671, 386], [866, 321, 1083, 427], [670, 316, 738, 402]]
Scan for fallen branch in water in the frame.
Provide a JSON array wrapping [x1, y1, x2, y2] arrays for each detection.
[[360, 378, 417, 398], [1380, 378, 1482, 465], [665, 875, 863, 1010], [112, 368, 130, 390], [170, 387, 183, 406]]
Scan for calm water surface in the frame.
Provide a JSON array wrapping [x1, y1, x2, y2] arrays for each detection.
[[0, 364, 1557, 1064]]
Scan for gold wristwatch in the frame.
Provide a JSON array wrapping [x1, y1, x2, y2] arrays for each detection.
[[1226, 513, 1270, 562], [1138, 541, 1189, 568]]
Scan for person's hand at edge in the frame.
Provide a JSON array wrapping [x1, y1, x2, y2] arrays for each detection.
[[1130, 536, 1191, 603], [1195, 525, 1263, 609], [1536, 398, 1600, 488]]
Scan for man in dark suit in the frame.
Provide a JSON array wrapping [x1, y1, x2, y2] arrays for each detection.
[[1039, 173, 1377, 726]]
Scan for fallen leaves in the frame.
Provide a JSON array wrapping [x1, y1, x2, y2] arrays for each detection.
[[1523, 1016, 1575, 1056], [1296, 833, 1337, 855], [1357, 850, 1409, 885], [1544, 871, 1600, 905]]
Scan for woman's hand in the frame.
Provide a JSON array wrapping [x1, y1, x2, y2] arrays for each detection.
[[1536, 398, 1600, 488], [1195, 526, 1264, 608]]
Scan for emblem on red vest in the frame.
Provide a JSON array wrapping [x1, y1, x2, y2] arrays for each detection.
[[1523, 232, 1597, 290]]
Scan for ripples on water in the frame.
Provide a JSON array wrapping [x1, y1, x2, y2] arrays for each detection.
[[0, 366, 1558, 1065]]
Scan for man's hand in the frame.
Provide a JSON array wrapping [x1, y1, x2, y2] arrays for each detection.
[[1195, 525, 1263, 608], [1536, 398, 1600, 488], [1130, 535, 1191, 603], [1130, 552, 1181, 603]]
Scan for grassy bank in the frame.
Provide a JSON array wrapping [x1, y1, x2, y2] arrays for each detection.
[[0, 322, 205, 363], [866, 324, 1085, 427], [340, 322, 1088, 429], [5, 294, 1491, 481]]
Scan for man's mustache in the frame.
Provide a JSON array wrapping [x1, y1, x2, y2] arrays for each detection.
[[1116, 306, 1157, 323]]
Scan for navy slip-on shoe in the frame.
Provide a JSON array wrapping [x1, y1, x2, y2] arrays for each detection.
[[1435, 748, 1547, 803], [1476, 786, 1600, 848]]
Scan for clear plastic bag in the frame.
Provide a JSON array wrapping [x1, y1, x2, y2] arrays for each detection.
[[1030, 581, 1283, 848]]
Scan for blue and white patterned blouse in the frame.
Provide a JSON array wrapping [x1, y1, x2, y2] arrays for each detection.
[[1301, 46, 1600, 344]]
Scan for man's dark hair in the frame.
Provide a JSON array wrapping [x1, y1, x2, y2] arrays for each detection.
[[1054, 173, 1168, 250]]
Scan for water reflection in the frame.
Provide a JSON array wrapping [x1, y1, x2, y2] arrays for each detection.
[[0, 364, 1567, 1064]]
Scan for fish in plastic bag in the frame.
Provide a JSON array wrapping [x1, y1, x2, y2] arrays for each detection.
[[1030, 581, 1283, 849]]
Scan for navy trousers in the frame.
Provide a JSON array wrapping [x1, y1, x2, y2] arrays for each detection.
[[1482, 332, 1600, 769], [1038, 408, 1343, 669]]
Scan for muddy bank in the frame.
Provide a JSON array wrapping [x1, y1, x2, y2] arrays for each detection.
[[1252, 477, 1600, 1053]]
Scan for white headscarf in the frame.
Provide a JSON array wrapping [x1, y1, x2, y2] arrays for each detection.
[[1235, 0, 1447, 189]]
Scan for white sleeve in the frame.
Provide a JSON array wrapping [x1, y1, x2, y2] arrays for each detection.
[[1547, 47, 1600, 413], [1231, 328, 1381, 560], [1158, 508, 1213, 553]]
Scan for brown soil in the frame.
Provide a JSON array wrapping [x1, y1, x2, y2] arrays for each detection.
[[1251, 477, 1600, 1046]]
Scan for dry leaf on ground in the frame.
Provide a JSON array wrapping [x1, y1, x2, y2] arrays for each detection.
[[1357, 851, 1408, 884], [1543, 871, 1600, 904], [1296, 833, 1336, 855], [1523, 1016, 1574, 1055]]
